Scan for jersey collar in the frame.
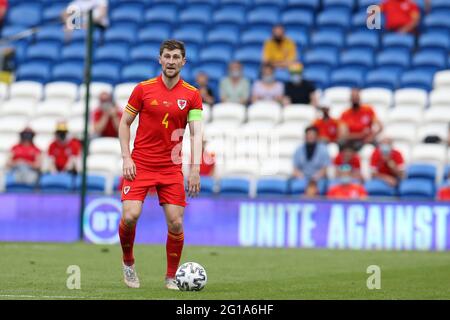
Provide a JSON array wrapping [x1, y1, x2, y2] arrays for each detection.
[[158, 74, 183, 91]]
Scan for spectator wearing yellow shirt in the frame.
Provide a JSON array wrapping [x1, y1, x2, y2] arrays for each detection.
[[262, 25, 297, 69]]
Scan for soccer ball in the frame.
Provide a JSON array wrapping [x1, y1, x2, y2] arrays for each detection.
[[175, 262, 207, 291]]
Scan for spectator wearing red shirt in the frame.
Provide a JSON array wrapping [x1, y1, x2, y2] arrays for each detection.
[[93, 91, 122, 138], [327, 165, 368, 200], [48, 122, 82, 174], [313, 99, 343, 143], [6, 127, 42, 185], [0, 0, 8, 34], [437, 171, 450, 201], [370, 137, 405, 187], [334, 143, 363, 181], [381, 0, 420, 34], [199, 141, 216, 177], [340, 88, 383, 150]]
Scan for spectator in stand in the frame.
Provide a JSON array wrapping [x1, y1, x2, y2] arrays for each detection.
[[199, 140, 215, 177], [219, 61, 250, 105], [293, 126, 330, 182], [327, 165, 368, 200], [303, 180, 320, 198], [6, 127, 42, 185], [437, 171, 450, 201], [262, 24, 297, 69], [0, 0, 8, 35], [195, 72, 215, 106], [93, 91, 122, 138], [63, 0, 109, 42], [48, 122, 82, 174], [370, 136, 405, 187], [312, 98, 343, 144], [340, 88, 383, 151], [251, 63, 284, 104], [282, 62, 317, 106], [333, 142, 363, 182], [381, 0, 420, 34]]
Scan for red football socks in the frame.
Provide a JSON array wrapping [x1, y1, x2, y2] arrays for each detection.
[[119, 219, 136, 266], [166, 231, 184, 278]]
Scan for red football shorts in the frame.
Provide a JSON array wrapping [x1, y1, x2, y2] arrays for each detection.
[[121, 167, 186, 207]]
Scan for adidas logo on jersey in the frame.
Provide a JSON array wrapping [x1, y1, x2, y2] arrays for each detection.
[[151, 99, 158, 106]]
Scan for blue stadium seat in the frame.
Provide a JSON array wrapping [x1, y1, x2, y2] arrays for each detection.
[[68, 29, 102, 46], [5, 172, 36, 192], [61, 43, 86, 63], [212, 7, 246, 25], [7, 3, 42, 27], [129, 44, 160, 64], [364, 179, 396, 197], [330, 68, 365, 87], [121, 63, 156, 83], [144, 4, 178, 24], [51, 62, 84, 84], [199, 45, 233, 64], [137, 25, 171, 43], [192, 62, 227, 82], [323, 0, 355, 11], [346, 31, 379, 50], [406, 164, 437, 182], [43, 2, 67, 23], [443, 165, 450, 181], [219, 178, 250, 196], [418, 32, 450, 53], [352, 10, 369, 29], [257, 178, 289, 195], [104, 27, 137, 45], [26, 42, 61, 64], [275, 68, 290, 82], [303, 48, 339, 68], [247, 6, 280, 26], [110, 4, 144, 24], [431, 0, 450, 11], [184, 43, 200, 64], [303, 66, 330, 88], [253, 0, 285, 5], [206, 27, 240, 46], [74, 175, 106, 193], [200, 176, 215, 195], [424, 12, 450, 31], [376, 49, 410, 69], [286, 28, 309, 47], [172, 28, 205, 45], [412, 50, 447, 71], [400, 69, 434, 91], [382, 33, 415, 50], [179, 5, 212, 25], [94, 44, 129, 64], [242, 64, 260, 81], [16, 62, 51, 83], [92, 63, 121, 84], [310, 30, 344, 49], [358, 0, 381, 10], [240, 28, 272, 46], [233, 45, 263, 64], [39, 173, 74, 193], [1, 25, 28, 39], [281, 9, 314, 29], [316, 9, 351, 32], [286, 0, 320, 11], [35, 25, 65, 43], [399, 178, 435, 200], [340, 48, 374, 69], [365, 68, 400, 90]]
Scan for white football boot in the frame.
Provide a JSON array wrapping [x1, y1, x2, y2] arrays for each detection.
[[165, 277, 179, 290], [122, 263, 140, 288]]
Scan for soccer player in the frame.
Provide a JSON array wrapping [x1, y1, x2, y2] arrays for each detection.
[[117, 40, 203, 290]]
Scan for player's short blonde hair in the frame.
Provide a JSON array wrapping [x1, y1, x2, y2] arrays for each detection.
[[160, 39, 186, 57]]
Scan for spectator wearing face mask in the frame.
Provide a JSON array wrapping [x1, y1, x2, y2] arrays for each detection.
[[262, 24, 297, 69], [6, 127, 42, 186], [48, 122, 82, 174], [219, 61, 250, 105], [370, 137, 404, 187], [93, 91, 122, 138], [282, 62, 317, 106], [293, 126, 330, 182], [312, 98, 343, 144], [333, 143, 363, 182], [340, 88, 383, 151], [195, 72, 215, 106], [251, 63, 284, 104], [327, 165, 367, 199]]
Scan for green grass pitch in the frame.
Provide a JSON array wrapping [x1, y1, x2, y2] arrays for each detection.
[[0, 242, 449, 300]]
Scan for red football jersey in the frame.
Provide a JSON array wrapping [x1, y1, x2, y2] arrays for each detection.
[[370, 148, 404, 177], [327, 184, 368, 199], [93, 108, 123, 137], [48, 138, 81, 171], [313, 118, 340, 142], [340, 105, 377, 134], [334, 151, 361, 170], [11, 143, 41, 165], [381, 0, 419, 31], [125, 75, 203, 170]]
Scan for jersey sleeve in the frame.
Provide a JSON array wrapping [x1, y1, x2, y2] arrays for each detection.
[[125, 84, 143, 116], [188, 89, 203, 122]]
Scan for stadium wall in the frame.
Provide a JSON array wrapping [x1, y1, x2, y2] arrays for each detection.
[[0, 194, 449, 251]]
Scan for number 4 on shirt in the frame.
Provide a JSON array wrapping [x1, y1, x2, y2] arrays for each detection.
[[162, 112, 169, 128]]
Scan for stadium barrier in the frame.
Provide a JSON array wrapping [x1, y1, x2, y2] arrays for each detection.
[[0, 194, 449, 251]]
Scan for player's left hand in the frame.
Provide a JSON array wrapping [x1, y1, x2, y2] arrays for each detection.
[[187, 170, 201, 197]]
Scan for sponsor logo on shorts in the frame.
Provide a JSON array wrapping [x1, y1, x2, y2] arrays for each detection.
[[123, 186, 131, 194]]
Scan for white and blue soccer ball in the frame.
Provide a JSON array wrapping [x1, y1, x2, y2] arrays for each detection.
[[175, 262, 207, 291]]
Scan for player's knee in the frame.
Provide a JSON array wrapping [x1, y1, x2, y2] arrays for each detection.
[[122, 208, 140, 227], [167, 219, 183, 233]]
